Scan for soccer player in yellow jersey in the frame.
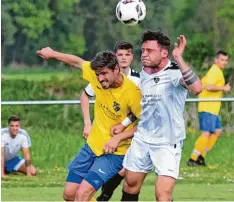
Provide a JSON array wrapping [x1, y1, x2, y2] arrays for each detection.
[[37, 48, 142, 201], [187, 50, 231, 166]]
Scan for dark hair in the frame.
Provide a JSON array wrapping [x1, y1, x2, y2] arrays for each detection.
[[91, 51, 118, 71], [114, 41, 133, 53], [216, 50, 228, 57], [141, 29, 170, 50], [8, 115, 20, 124]]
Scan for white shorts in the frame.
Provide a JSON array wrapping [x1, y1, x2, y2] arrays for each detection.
[[123, 137, 183, 179]]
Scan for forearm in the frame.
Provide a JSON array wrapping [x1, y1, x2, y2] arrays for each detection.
[[115, 126, 137, 142], [176, 56, 202, 95], [23, 148, 32, 175], [205, 84, 224, 92], [1, 148, 5, 175], [80, 91, 91, 124], [51, 51, 85, 68], [1, 158, 5, 175]]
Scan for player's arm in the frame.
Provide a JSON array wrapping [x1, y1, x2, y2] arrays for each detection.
[[22, 147, 32, 176], [1, 147, 6, 178], [111, 112, 138, 136], [172, 35, 202, 95], [104, 126, 137, 154], [205, 83, 231, 92], [37, 47, 86, 69], [80, 92, 92, 139]]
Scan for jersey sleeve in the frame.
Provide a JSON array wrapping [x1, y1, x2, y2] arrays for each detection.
[[81, 61, 96, 82], [85, 83, 95, 97], [170, 69, 183, 87], [128, 88, 142, 119], [21, 130, 32, 148]]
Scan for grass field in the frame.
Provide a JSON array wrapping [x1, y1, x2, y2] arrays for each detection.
[[1, 130, 234, 201]]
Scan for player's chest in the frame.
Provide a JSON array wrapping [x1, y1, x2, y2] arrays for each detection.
[[141, 74, 173, 96], [5, 139, 22, 152]]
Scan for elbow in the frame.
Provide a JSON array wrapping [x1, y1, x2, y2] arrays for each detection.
[[191, 81, 203, 95], [193, 87, 202, 95]]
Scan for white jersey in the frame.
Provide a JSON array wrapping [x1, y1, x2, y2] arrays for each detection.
[[84, 68, 141, 97], [135, 61, 188, 144], [1, 128, 31, 161]]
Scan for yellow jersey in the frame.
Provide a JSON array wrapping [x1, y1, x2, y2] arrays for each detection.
[[198, 64, 225, 115], [81, 61, 142, 156]]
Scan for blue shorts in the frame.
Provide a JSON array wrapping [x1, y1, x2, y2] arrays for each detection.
[[5, 156, 25, 173], [199, 112, 222, 133], [66, 143, 124, 190]]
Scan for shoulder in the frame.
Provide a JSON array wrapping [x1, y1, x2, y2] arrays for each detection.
[[1, 128, 9, 135], [164, 61, 180, 71], [18, 129, 31, 139], [164, 61, 182, 81], [207, 64, 223, 77], [81, 61, 91, 69]]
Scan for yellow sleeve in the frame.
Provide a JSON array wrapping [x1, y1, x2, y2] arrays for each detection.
[[128, 88, 142, 118], [81, 61, 95, 82], [206, 66, 222, 85]]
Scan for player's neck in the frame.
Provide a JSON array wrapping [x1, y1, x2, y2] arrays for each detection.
[[111, 74, 124, 88], [10, 133, 17, 139], [120, 66, 130, 76]]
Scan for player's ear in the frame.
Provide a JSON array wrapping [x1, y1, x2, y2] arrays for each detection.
[[114, 64, 120, 73], [161, 48, 168, 58]]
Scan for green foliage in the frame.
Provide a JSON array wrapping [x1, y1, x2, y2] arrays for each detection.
[[1, 75, 92, 132], [11, 0, 53, 39]]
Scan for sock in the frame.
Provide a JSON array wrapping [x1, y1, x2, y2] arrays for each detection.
[[201, 134, 218, 157], [91, 197, 97, 202], [190, 135, 209, 161], [121, 190, 139, 201], [97, 174, 124, 201]]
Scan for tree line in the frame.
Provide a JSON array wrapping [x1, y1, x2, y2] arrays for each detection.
[[2, 0, 234, 75]]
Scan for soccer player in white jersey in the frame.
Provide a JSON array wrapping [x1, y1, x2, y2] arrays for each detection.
[[120, 30, 202, 201], [1, 115, 37, 178], [80, 41, 140, 201]]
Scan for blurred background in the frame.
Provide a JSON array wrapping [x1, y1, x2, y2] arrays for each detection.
[[1, 0, 234, 200], [2, 0, 234, 131]]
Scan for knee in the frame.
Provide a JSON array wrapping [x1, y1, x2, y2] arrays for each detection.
[[63, 189, 76, 201], [156, 188, 172, 201], [123, 178, 139, 193], [76, 187, 92, 201]]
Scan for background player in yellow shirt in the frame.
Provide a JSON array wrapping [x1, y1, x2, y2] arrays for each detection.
[[187, 50, 231, 166], [37, 48, 142, 201]]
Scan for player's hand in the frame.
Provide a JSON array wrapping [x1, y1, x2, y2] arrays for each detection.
[[83, 122, 92, 139], [223, 83, 231, 92], [172, 35, 187, 61], [37, 47, 55, 60], [103, 136, 120, 154], [111, 123, 126, 136]]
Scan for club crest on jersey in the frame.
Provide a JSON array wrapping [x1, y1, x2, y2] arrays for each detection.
[[113, 101, 120, 112], [154, 77, 160, 83]]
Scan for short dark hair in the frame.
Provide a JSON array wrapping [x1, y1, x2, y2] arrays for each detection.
[[141, 30, 170, 50], [216, 50, 228, 57], [8, 115, 20, 124], [91, 51, 118, 71], [114, 41, 133, 53]]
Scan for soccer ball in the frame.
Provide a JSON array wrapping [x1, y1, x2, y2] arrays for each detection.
[[116, 0, 146, 26]]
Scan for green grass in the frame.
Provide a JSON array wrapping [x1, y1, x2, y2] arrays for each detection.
[[1, 130, 234, 201]]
